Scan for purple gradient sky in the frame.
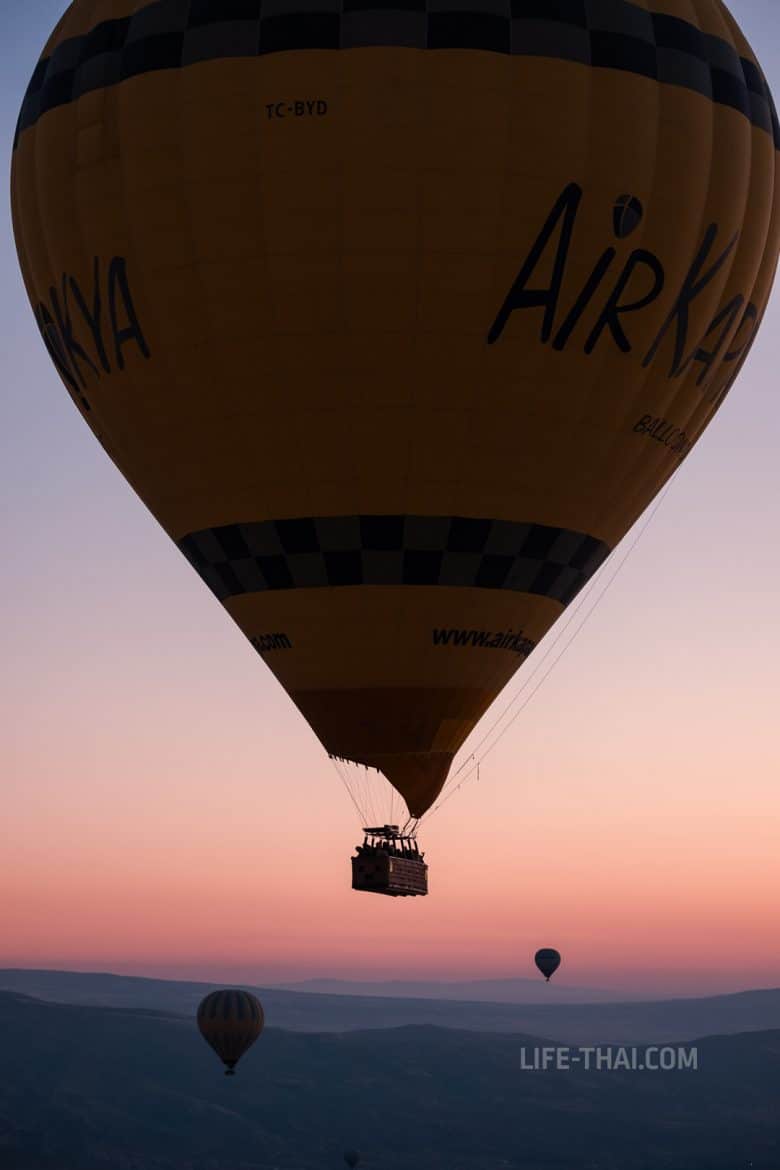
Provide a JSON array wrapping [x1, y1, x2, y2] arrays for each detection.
[[1, 1, 779, 997]]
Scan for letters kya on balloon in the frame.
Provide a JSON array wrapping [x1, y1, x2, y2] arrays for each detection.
[[37, 181, 762, 429], [33, 256, 149, 414]]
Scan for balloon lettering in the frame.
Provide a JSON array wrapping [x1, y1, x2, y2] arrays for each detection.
[[642, 223, 739, 376], [33, 256, 150, 409], [489, 184, 760, 400]]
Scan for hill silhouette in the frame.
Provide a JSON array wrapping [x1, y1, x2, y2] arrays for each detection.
[[2, 968, 780, 1044], [1, 991, 779, 1169], [274, 976, 644, 1004]]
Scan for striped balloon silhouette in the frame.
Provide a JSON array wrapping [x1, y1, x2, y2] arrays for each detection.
[[197, 990, 264, 1076]]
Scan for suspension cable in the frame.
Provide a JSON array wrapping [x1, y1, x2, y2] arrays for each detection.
[[329, 755, 366, 822], [445, 563, 604, 788], [418, 476, 678, 823]]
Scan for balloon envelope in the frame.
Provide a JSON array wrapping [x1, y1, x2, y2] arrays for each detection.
[[535, 949, 562, 982], [12, 1, 780, 818], [197, 990, 264, 1074]]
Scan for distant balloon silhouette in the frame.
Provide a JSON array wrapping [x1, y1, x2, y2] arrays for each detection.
[[535, 949, 561, 982], [197, 990, 264, 1076], [344, 1151, 360, 1168]]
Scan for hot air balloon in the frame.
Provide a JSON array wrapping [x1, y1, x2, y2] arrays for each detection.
[[344, 1151, 361, 1169], [197, 990, 264, 1076], [12, 2, 780, 882], [535, 949, 562, 983]]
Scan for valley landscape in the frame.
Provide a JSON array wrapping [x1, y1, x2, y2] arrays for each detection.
[[1, 973, 779, 1170]]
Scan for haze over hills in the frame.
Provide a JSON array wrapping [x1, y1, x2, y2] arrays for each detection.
[[274, 976, 647, 1004], [1, 990, 779, 1170], [3, 969, 780, 1045]]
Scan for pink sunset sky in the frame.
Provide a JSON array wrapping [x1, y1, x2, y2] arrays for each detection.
[[1, 0, 779, 999]]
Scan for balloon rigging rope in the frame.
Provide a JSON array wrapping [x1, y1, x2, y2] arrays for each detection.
[[418, 473, 679, 824], [448, 562, 606, 780], [333, 754, 406, 828], [360, 763, 375, 827], [342, 757, 381, 827], [363, 762, 384, 827], [329, 756, 366, 823]]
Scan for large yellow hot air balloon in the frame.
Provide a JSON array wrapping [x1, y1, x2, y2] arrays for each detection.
[[12, 1, 780, 824]]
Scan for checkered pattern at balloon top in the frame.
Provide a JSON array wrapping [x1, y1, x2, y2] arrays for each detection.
[[14, 0, 780, 149], [178, 514, 611, 606]]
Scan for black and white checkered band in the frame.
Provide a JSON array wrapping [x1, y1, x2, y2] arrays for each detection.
[[178, 515, 611, 605], [14, 0, 780, 150]]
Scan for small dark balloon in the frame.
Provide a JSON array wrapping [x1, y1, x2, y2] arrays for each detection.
[[344, 1151, 361, 1168], [613, 194, 644, 239], [197, 989, 264, 1075], [535, 948, 561, 982]]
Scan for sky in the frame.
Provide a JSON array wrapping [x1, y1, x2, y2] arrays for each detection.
[[1, 1, 779, 999]]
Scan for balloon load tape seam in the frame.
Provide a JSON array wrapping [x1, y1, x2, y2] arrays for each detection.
[[13, 0, 779, 151], [177, 514, 611, 605]]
